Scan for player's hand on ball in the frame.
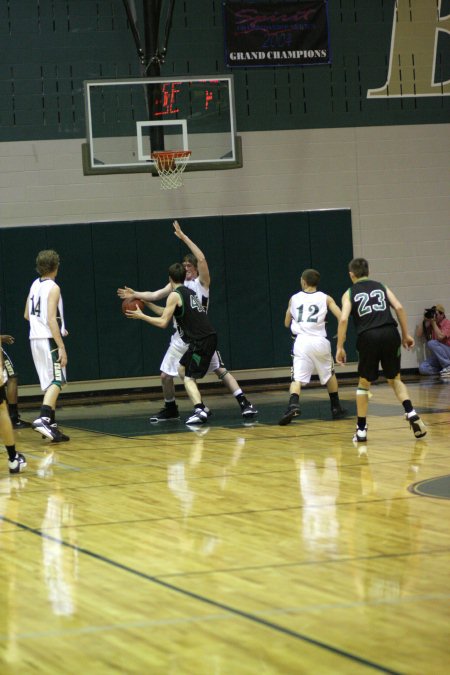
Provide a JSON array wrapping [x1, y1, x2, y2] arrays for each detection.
[[117, 286, 135, 299], [125, 307, 143, 320]]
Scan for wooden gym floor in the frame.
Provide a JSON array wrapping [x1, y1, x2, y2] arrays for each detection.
[[1, 379, 449, 674]]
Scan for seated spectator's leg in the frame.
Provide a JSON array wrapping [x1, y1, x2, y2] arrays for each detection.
[[427, 340, 450, 370]]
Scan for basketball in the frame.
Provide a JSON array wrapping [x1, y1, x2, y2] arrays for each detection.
[[122, 298, 144, 314]]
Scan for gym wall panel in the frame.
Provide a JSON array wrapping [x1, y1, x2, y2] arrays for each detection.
[[308, 210, 356, 358], [42, 224, 99, 382], [135, 218, 184, 377], [223, 214, 273, 370], [0, 226, 48, 385], [91, 221, 145, 380], [266, 212, 311, 367]]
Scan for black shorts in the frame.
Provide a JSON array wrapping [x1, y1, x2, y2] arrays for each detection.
[[2, 349, 16, 379], [357, 325, 401, 382], [180, 334, 218, 379]]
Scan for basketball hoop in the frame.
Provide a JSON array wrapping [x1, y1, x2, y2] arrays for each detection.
[[151, 150, 191, 190]]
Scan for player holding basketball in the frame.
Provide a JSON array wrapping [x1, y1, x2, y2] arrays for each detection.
[[117, 220, 257, 423], [24, 250, 70, 443], [336, 257, 426, 442], [279, 268, 347, 425], [126, 262, 219, 425]]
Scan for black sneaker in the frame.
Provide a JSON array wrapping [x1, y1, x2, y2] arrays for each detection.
[[50, 423, 70, 443], [10, 416, 32, 429], [241, 403, 258, 419], [8, 453, 27, 474], [405, 412, 427, 439], [278, 404, 300, 426], [32, 417, 58, 441], [149, 406, 180, 423], [331, 406, 348, 420]]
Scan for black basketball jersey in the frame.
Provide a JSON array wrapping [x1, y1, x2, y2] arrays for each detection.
[[349, 279, 397, 335], [174, 286, 216, 343]]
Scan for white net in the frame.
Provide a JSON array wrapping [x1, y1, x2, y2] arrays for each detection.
[[152, 151, 191, 190]]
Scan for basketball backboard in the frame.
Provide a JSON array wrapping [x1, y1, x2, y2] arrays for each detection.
[[82, 75, 241, 175]]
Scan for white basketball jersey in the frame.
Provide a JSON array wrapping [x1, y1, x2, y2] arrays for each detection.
[[28, 277, 66, 339], [289, 290, 328, 337]]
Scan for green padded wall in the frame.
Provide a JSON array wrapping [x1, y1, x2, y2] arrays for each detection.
[[266, 211, 311, 366], [309, 210, 357, 360], [0, 210, 353, 386], [223, 214, 273, 370]]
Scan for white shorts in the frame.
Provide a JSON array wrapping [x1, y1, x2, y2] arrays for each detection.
[[160, 332, 221, 377], [292, 335, 334, 385], [31, 339, 67, 391]]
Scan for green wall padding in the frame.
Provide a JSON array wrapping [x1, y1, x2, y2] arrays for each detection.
[[0, 209, 354, 387]]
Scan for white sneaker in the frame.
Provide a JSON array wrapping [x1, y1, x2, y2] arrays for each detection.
[[8, 453, 27, 474], [353, 425, 368, 443], [185, 408, 208, 425], [440, 366, 450, 378], [406, 412, 427, 438]]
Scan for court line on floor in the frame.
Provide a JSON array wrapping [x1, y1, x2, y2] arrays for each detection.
[[1, 513, 402, 675]]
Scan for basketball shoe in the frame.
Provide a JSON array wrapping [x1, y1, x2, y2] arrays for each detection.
[[10, 416, 32, 429], [150, 405, 180, 422], [278, 404, 300, 426], [8, 453, 27, 474], [331, 406, 348, 420], [50, 423, 70, 442], [405, 411, 427, 438], [241, 403, 258, 419], [185, 408, 208, 425], [32, 417, 57, 441], [353, 425, 368, 443]]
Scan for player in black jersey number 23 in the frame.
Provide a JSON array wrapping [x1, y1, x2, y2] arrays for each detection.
[[336, 258, 426, 443]]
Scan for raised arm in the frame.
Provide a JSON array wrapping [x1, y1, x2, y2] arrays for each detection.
[[173, 220, 211, 289], [386, 287, 414, 350]]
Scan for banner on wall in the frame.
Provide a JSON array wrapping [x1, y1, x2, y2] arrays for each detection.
[[223, 1, 330, 68]]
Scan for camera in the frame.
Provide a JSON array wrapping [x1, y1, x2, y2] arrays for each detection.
[[424, 306, 436, 319]]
